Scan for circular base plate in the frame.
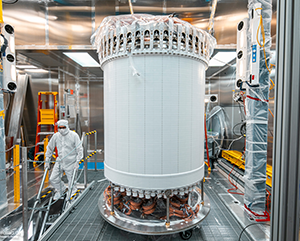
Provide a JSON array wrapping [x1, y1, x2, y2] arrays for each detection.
[[98, 187, 210, 235]]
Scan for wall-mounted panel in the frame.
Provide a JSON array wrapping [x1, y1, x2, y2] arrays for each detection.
[[48, 1, 93, 45], [3, 1, 46, 45]]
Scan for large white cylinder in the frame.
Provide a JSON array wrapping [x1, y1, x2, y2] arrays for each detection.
[[92, 14, 215, 194]]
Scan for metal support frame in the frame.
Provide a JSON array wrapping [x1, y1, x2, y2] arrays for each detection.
[[38, 196, 53, 240], [201, 179, 204, 204], [0, 72, 7, 209], [83, 132, 88, 188], [28, 167, 49, 228], [32, 210, 42, 241], [166, 195, 170, 227], [110, 182, 114, 215], [94, 131, 97, 170], [165, 189, 171, 228], [63, 168, 78, 210], [21, 147, 28, 241], [270, 0, 300, 240], [40, 181, 96, 241]]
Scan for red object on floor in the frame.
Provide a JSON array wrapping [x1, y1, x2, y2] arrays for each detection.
[[244, 204, 270, 222]]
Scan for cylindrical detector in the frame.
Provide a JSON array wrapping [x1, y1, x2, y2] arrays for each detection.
[[92, 14, 216, 193], [103, 54, 206, 190]]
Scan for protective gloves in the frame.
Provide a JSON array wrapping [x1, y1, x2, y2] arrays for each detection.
[[45, 159, 50, 169]]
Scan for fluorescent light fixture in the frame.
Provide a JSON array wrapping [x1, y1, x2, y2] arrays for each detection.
[[63, 52, 100, 67], [209, 52, 236, 67], [16, 65, 37, 69], [24, 68, 48, 73]]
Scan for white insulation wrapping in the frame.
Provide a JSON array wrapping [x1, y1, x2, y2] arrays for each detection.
[[244, 0, 272, 212], [92, 14, 216, 192]]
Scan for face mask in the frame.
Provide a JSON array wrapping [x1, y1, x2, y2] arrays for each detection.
[[58, 128, 68, 136]]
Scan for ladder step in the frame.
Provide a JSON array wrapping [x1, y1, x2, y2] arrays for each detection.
[[36, 142, 44, 146], [38, 132, 54, 136], [35, 152, 44, 156]]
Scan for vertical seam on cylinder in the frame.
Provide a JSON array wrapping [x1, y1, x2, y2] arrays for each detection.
[[161, 55, 163, 175], [115, 64, 117, 168], [190, 60, 193, 171], [177, 57, 180, 173], [144, 55, 146, 174], [128, 59, 130, 172]]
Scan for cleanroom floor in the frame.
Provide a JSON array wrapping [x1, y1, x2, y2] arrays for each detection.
[[45, 170, 256, 241]]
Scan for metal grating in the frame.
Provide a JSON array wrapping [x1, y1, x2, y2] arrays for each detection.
[[47, 170, 253, 241], [47, 176, 107, 241]]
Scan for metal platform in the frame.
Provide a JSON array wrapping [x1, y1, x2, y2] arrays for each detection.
[[38, 170, 260, 241]]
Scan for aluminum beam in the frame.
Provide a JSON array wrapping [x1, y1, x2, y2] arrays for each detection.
[[0, 71, 8, 210], [270, 0, 300, 240]]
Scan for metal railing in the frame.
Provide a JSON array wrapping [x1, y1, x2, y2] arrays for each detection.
[[85, 130, 98, 171], [9, 130, 98, 240]]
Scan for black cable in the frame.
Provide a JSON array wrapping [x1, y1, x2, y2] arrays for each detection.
[[3, 0, 19, 4], [238, 222, 270, 241], [232, 121, 245, 137], [240, 122, 246, 136], [237, 102, 246, 121]]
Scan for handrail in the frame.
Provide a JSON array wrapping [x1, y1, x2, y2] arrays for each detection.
[[28, 130, 99, 236], [28, 167, 49, 227]]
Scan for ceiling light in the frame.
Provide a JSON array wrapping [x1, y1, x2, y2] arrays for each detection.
[[16, 65, 37, 69], [24, 68, 48, 73], [209, 52, 236, 67], [63, 52, 100, 67]]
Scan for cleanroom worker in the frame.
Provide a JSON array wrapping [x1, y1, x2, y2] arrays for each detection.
[[45, 119, 83, 200]]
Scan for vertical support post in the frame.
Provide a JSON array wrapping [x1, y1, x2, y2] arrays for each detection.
[[21, 147, 28, 241], [270, 0, 300, 240], [211, 141, 215, 168], [0, 53, 8, 209], [13, 143, 20, 203], [166, 195, 170, 227], [83, 132, 88, 188], [188, 192, 192, 206], [94, 131, 97, 171], [201, 179, 204, 204], [44, 136, 49, 183], [58, 69, 62, 120], [110, 183, 114, 215]]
